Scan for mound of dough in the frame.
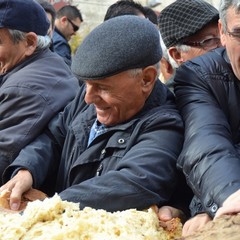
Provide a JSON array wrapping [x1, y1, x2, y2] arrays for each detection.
[[182, 214, 240, 240], [0, 194, 182, 240]]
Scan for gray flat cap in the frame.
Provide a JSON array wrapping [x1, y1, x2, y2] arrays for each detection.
[[72, 15, 162, 80], [158, 0, 219, 48]]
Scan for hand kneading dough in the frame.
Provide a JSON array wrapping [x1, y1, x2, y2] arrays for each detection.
[[0, 188, 47, 212]]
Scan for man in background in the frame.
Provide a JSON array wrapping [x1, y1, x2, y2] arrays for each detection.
[[104, 0, 145, 20], [36, 0, 56, 51], [36, 0, 56, 38], [158, 0, 221, 91], [53, 5, 83, 66]]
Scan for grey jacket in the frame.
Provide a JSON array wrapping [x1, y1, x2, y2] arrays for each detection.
[[5, 80, 187, 212], [0, 48, 79, 184], [174, 47, 240, 217]]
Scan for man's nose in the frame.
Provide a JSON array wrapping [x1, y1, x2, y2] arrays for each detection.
[[84, 85, 99, 104]]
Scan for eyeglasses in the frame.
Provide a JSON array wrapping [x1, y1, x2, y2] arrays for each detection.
[[182, 37, 221, 50], [226, 28, 240, 42], [67, 18, 79, 32]]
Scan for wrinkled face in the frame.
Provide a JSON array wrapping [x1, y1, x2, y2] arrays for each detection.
[[0, 29, 28, 74], [220, 6, 240, 80], [84, 70, 149, 126], [181, 21, 221, 61]]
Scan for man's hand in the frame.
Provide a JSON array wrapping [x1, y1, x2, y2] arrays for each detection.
[[158, 206, 186, 223], [182, 213, 211, 237], [215, 189, 240, 218], [0, 169, 33, 211]]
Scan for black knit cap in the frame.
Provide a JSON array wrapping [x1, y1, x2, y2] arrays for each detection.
[[71, 15, 162, 80], [158, 0, 219, 48]]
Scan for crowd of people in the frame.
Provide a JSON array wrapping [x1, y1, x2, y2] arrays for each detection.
[[0, 0, 240, 238]]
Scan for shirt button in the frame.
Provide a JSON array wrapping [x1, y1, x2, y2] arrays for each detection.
[[118, 138, 125, 144]]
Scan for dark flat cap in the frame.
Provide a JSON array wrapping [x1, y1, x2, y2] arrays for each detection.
[[72, 15, 162, 80], [158, 0, 219, 48], [0, 0, 50, 36]]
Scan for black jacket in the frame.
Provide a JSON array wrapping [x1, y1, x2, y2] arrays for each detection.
[[174, 47, 240, 217], [5, 80, 191, 213]]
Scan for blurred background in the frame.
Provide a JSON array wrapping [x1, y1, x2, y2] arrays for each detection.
[[49, 0, 221, 54]]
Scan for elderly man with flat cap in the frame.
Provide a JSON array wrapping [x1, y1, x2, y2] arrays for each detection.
[[158, 0, 221, 91], [0, 0, 78, 186], [0, 15, 190, 218]]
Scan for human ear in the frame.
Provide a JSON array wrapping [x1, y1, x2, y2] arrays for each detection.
[[142, 66, 157, 91], [24, 32, 37, 56], [168, 47, 183, 66]]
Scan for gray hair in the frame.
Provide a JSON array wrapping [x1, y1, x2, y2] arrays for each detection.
[[159, 32, 179, 69], [219, 0, 240, 32], [128, 62, 160, 81], [8, 29, 51, 51], [175, 44, 191, 54]]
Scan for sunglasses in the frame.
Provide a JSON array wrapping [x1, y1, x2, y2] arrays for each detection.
[[67, 18, 79, 32]]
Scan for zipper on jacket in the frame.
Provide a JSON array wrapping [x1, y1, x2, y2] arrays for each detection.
[[96, 163, 103, 176], [95, 149, 106, 176]]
